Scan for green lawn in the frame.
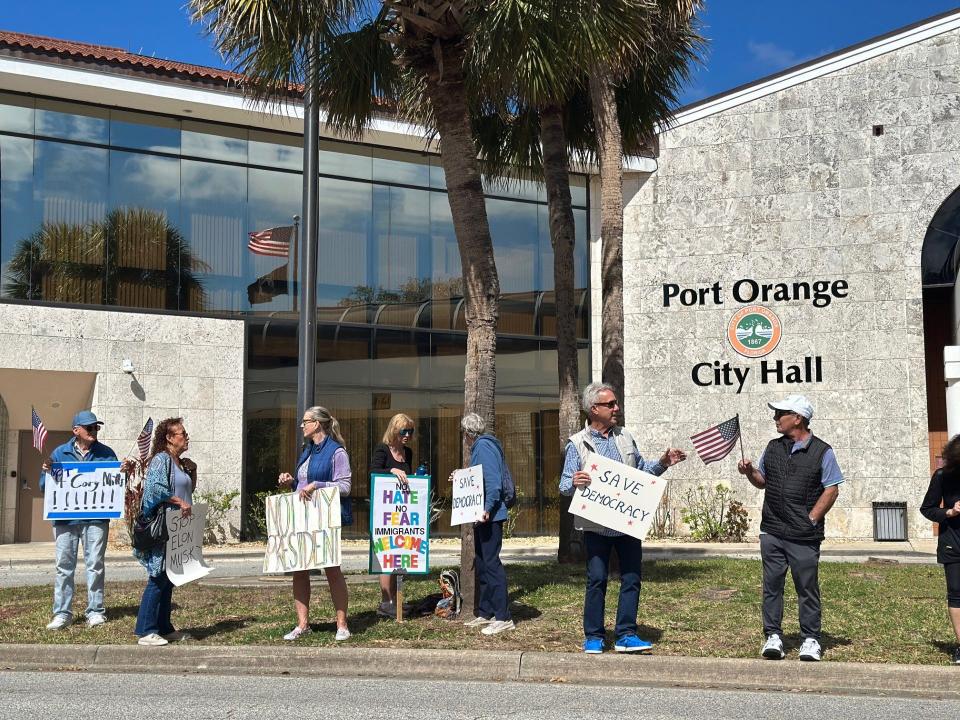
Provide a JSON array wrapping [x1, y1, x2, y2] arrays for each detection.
[[1, 559, 956, 664]]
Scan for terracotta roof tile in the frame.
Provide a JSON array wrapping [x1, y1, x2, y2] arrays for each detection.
[[0, 28, 246, 85]]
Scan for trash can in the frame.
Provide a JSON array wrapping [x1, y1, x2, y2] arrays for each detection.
[[872, 501, 908, 541]]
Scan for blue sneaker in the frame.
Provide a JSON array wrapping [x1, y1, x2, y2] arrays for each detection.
[[582, 637, 604, 654], [614, 635, 653, 653]]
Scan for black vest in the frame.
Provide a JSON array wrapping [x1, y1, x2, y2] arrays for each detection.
[[760, 434, 831, 542]]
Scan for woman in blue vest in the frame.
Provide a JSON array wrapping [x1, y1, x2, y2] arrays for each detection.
[[277, 405, 352, 641]]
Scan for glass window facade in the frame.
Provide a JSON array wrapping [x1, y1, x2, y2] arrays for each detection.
[[0, 93, 590, 537]]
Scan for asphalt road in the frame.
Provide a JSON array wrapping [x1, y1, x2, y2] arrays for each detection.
[[0, 671, 957, 719]]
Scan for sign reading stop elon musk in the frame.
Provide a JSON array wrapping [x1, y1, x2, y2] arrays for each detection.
[[661, 277, 849, 393]]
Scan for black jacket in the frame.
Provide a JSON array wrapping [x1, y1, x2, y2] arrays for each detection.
[[920, 468, 960, 565], [760, 434, 831, 542]]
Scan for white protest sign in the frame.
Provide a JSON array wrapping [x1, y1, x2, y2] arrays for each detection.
[[165, 503, 213, 586], [369, 475, 430, 575], [44, 461, 126, 521], [568, 451, 667, 540], [450, 465, 484, 526], [263, 488, 342, 574]]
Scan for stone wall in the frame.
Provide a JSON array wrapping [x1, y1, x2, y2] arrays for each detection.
[[620, 29, 960, 539], [0, 303, 245, 541]]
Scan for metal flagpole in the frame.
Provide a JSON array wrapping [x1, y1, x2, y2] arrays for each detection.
[[297, 35, 320, 422], [737, 413, 745, 461]]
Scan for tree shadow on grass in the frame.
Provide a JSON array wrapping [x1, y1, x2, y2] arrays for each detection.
[[642, 560, 715, 584], [105, 603, 142, 620], [782, 631, 851, 655], [187, 616, 253, 640], [929, 639, 957, 661]]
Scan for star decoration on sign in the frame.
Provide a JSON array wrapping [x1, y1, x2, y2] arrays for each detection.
[[580, 504, 587, 510], [590, 464, 598, 471]]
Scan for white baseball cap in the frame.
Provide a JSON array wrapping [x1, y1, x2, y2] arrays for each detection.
[[767, 394, 814, 420]]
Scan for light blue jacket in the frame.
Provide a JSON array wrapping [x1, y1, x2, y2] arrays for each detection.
[[470, 434, 509, 523]]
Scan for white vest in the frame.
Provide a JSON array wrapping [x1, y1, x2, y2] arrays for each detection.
[[567, 423, 638, 534]]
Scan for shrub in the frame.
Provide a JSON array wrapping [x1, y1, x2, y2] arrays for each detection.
[[681, 484, 751, 542], [194, 489, 240, 544]]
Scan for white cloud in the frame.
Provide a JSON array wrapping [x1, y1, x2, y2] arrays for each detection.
[[747, 41, 802, 69]]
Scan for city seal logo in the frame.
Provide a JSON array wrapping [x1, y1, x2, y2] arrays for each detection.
[[727, 305, 782, 358]]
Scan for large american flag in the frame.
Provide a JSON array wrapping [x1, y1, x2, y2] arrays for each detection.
[[136, 418, 154, 464], [248, 226, 294, 258], [31, 407, 48, 453], [690, 415, 741, 465]]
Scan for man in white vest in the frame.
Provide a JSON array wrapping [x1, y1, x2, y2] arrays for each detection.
[[559, 382, 686, 654]]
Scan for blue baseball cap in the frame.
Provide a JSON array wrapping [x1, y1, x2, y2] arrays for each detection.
[[72, 410, 103, 427]]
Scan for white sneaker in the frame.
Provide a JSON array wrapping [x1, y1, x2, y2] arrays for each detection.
[[481, 619, 516, 636], [464, 616, 493, 628], [137, 633, 169, 646], [86, 613, 106, 628], [761, 633, 785, 659], [283, 625, 311, 641], [335, 627, 351, 641], [798, 637, 822, 661], [46, 615, 72, 630]]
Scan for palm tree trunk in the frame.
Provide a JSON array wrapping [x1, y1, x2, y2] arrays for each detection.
[[540, 104, 583, 563], [420, 43, 500, 618], [589, 64, 626, 419]]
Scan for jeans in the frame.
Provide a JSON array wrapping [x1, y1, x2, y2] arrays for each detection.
[[135, 572, 175, 637], [52, 521, 108, 618], [760, 533, 822, 641], [474, 520, 510, 621], [583, 531, 643, 640]]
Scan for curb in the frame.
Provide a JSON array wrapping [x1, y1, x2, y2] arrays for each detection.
[[0, 644, 956, 698]]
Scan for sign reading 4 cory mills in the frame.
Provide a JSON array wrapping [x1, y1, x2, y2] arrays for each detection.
[[44, 461, 126, 520], [568, 452, 667, 540]]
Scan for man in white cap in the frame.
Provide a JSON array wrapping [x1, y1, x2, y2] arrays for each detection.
[[737, 394, 843, 662], [41, 410, 133, 630]]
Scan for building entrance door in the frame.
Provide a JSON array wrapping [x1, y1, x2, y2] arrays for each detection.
[[15, 430, 72, 543]]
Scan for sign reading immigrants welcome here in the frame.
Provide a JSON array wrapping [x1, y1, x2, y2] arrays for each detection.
[[662, 277, 849, 393]]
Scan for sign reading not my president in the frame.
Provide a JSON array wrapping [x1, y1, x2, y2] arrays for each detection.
[[568, 452, 667, 540], [263, 489, 342, 573]]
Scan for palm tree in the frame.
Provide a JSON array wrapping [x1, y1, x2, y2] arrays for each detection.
[[190, 0, 501, 614], [590, 0, 703, 416], [5, 208, 208, 310], [469, 2, 702, 559]]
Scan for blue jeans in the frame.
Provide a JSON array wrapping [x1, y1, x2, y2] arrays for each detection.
[[52, 521, 108, 618], [135, 572, 175, 637], [583, 531, 643, 640], [474, 520, 510, 621]]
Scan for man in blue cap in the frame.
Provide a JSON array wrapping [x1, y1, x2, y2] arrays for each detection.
[[41, 410, 133, 630]]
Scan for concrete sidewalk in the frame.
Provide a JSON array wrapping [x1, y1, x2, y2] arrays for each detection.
[[0, 642, 956, 699], [0, 538, 939, 569]]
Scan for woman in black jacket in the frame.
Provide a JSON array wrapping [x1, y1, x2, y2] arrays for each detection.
[[920, 434, 960, 664], [370, 412, 416, 618]]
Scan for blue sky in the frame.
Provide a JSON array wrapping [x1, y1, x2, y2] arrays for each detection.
[[3, 1, 960, 106]]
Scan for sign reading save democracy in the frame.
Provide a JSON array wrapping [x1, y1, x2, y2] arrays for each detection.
[[450, 465, 484, 526], [369, 474, 430, 575], [44, 461, 126, 520], [263, 488, 342, 573], [568, 452, 668, 540], [165, 503, 213, 586]]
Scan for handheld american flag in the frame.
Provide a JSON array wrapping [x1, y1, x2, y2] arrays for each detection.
[[31, 406, 48, 453], [690, 415, 741, 465], [248, 226, 293, 258], [136, 418, 154, 464]]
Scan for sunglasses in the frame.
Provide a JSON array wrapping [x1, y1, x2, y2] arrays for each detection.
[[593, 400, 619, 409], [81, 424, 100, 432], [773, 410, 796, 419], [399, 429, 414, 437]]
